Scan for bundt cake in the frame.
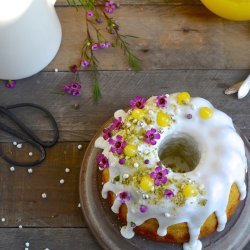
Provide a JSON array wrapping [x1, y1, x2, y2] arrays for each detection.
[[95, 92, 247, 250]]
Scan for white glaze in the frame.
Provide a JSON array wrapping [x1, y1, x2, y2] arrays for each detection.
[[95, 93, 247, 250]]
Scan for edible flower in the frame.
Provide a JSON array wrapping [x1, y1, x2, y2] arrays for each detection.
[[81, 60, 90, 68], [5, 80, 16, 89], [145, 128, 160, 145], [96, 154, 109, 169], [109, 135, 126, 154], [156, 95, 167, 108], [117, 191, 131, 203], [164, 189, 174, 199], [103, 127, 113, 140], [150, 166, 168, 186], [105, 0, 117, 14], [129, 96, 147, 109], [111, 117, 123, 130], [64, 82, 81, 96]]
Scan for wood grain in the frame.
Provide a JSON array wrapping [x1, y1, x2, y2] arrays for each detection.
[[47, 6, 250, 71], [56, 0, 201, 5], [0, 228, 101, 250], [0, 142, 87, 227], [0, 70, 249, 142]]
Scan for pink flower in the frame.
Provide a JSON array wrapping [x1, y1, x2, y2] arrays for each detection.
[[145, 128, 160, 145], [64, 82, 81, 96], [156, 95, 167, 108], [87, 10, 94, 17], [108, 135, 126, 154], [129, 96, 147, 109], [70, 64, 78, 73], [117, 191, 131, 203], [105, 41, 112, 48], [5, 80, 16, 89], [96, 154, 109, 169], [91, 43, 99, 51], [105, 0, 117, 14], [164, 189, 174, 199], [150, 166, 169, 186], [111, 117, 123, 130], [99, 42, 106, 49], [81, 60, 90, 68], [103, 127, 113, 140]]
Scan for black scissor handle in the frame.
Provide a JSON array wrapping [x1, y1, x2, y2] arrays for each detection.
[[1, 103, 59, 147], [0, 120, 46, 167]]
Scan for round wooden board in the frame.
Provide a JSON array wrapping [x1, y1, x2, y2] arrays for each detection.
[[79, 120, 250, 250]]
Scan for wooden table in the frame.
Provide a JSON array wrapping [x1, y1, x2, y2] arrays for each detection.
[[0, 1, 249, 249]]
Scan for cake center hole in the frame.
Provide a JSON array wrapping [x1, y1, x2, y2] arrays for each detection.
[[158, 134, 200, 173]]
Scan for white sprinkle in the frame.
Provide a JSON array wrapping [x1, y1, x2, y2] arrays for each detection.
[[54, 68, 58, 72], [25, 248, 28, 250], [149, 110, 154, 116], [77, 144, 83, 150], [19, 225, 23, 228], [65, 168, 70, 173], [10, 166, 15, 172], [1, 218, 5, 222], [42, 193, 47, 199], [134, 162, 139, 168], [138, 151, 143, 156], [25, 242, 30, 247], [59, 179, 64, 184], [44, 248, 50, 250], [78, 203, 81, 208], [190, 104, 195, 110], [27, 168, 33, 174], [17, 143, 22, 149], [123, 174, 129, 179], [199, 184, 205, 190], [28, 152, 33, 156], [13, 141, 17, 146], [165, 212, 171, 218], [188, 179, 192, 183], [142, 194, 149, 199]]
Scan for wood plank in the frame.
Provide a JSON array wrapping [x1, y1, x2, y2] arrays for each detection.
[[0, 228, 248, 250], [47, 6, 250, 71], [0, 228, 101, 250], [0, 70, 249, 141], [0, 142, 87, 227], [56, 0, 201, 5]]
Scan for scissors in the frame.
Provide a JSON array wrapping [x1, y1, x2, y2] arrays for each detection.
[[0, 103, 59, 167]]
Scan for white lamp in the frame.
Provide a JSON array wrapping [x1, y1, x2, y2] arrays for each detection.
[[0, 0, 62, 80]]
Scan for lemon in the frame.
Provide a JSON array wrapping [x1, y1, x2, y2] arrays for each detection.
[[157, 110, 171, 127], [182, 184, 198, 198], [131, 109, 145, 120], [140, 175, 154, 192], [124, 144, 137, 157], [199, 107, 213, 120], [177, 92, 191, 105]]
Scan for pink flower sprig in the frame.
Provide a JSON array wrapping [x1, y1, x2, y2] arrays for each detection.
[[64, 82, 82, 96], [66, 0, 141, 101]]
